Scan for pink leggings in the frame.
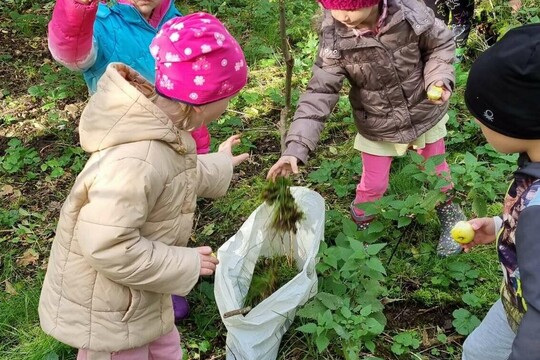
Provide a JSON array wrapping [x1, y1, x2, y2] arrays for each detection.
[[77, 327, 182, 360], [353, 138, 451, 216]]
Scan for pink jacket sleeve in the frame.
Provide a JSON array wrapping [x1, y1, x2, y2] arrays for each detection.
[[192, 125, 211, 154], [48, 0, 98, 70]]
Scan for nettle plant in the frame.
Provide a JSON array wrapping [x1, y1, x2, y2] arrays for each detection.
[[450, 146, 517, 217], [0, 138, 88, 181], [390, 331, 421, 356], [28, 63, 86, 109], [308, 157, 362, 198], [357, 152, 450, 229], [40, 146, 87, 181], [356, 146, 515, 225], [296, 218, 387, 360], [0, 138, 40, 177]]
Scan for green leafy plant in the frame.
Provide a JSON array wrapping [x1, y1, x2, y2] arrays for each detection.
[[452, 308, 481, 335], [40, 146, 87, 180], [446, 261, 480, 289], [27, 64, 86, 108], [308, 157, 362, 198], [297, 218, 387, 359], [0, 138, 40, 175], [9, 7, 48, 37], [391, 331, 421, 356]]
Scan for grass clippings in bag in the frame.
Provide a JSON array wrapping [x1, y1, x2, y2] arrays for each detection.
[[261, 177, 304, 233]]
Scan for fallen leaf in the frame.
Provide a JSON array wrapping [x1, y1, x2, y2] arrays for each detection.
[[5, 280, 17, 295], [0, 185, 14, 196], [17, 248, 39, 267]]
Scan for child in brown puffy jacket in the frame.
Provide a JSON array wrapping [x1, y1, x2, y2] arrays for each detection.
[[267, 0, 464, 256]]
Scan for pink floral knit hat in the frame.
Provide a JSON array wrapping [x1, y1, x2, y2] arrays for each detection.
[[150, 12, 248, 105], [318, 0, 379, 9]]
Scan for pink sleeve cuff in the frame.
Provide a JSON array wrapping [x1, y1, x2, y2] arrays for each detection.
[[48, 0, 98, 67]]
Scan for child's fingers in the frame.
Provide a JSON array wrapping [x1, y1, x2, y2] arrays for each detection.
[[228, 134, 242, 144], [200, 266, 216, 276], [441, 89, 451, 102], [267, 161, 286, 180], [468, 217, 491, 231], [197, 246, 213, 255], [203, 255, 219, 265], [200, 256, 219, 276], [290, 159, 299, 174], [281, 166, 291, 177], [232, 153, 249, 166]]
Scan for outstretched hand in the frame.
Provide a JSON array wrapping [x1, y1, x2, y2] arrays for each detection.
[[197, 246, 219, 276], [428, 80, 451, 105], [218, 134, 249, 167], [509, 0, 522, 13], [461, 217, 498, 253], [266, 155, 299, 181]]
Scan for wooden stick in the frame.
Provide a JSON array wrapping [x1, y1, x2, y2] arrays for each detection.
[[223, 306, 252, 318]]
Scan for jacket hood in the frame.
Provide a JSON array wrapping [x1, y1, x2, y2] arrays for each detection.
[[516, 153, 540, 178], [79, 63, 187, 154]]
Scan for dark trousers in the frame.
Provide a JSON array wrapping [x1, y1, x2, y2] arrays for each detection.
[[424, 0, 475, 48]]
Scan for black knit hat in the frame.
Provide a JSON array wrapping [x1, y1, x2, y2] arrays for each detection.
[[465, 24, 540, 139]]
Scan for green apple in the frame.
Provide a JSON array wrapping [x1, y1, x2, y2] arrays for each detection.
[[427, 85, 443, 101], [450, 221, 475, 244]]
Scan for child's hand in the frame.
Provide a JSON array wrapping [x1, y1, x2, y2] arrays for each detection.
[[461, 217, 497, 252], [266, 156, 299, 181], [218, 134, 249, 167], [427, 81, 451, 105], [509, 0, 522, 13], [197, 246, 219, 276]]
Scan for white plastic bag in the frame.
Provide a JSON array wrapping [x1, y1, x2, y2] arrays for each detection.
[[214, 187, 325, 360]]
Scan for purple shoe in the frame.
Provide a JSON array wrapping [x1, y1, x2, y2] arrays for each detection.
[[172, 295, 190, 323]]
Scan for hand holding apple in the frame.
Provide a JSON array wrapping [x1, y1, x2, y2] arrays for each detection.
[[427, 81, 451, 104], [457, 218, 498, 252]]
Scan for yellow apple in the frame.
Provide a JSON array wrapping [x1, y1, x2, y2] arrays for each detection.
[[427, 85, 443, 101], [450, 221, 475, 244]]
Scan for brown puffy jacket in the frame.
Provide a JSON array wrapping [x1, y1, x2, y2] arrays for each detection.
[[39, 64, 233, 352], [284, 0, 455, 163]]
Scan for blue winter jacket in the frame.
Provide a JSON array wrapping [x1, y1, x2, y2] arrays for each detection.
[[85, 2, 181, 92]]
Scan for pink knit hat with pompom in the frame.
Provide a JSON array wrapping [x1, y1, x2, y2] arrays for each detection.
[[318, 0, 379, 9], [150, 12, 248, 105]]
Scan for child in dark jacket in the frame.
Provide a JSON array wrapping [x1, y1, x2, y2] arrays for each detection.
[[460, 24, 540, 360], [267, 0, 465, 256]]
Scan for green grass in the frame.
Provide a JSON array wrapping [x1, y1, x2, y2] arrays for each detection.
[[0, 278, 75, 360]]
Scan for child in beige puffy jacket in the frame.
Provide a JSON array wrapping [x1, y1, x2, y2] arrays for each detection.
[[39, 13, 248, 360]]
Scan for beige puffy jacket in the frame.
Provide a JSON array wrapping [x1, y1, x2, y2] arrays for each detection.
[[39, 64, 233, 352]]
